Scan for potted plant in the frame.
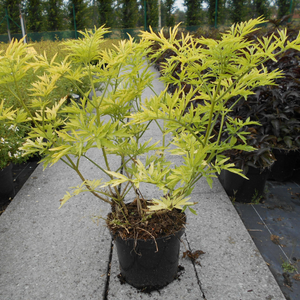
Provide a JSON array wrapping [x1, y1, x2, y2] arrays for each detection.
[[0, 120, 28, 202], [244, 25, 300, 181], [216, 84, 278, 202], [219, 124, 276, 203], [216, 29, 300, 197], [260, 49, 300, 181], [234, 48, 300, 182], [1, 18, 300, 290]]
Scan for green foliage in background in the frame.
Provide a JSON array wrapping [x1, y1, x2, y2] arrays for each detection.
[[0, 0, 297, 40], [47, 0, 64, 31], [254, 0, 271, 19], [146, 0, 159, 28], [276, 0, 294, 19], [229, 0, 247, 24], [25, 0, 44, 32], [120, 0, 139, 28], [68, 0, 89, 31], [98, 0, 115, 28], [0, 0, 22, 34], [184, 0, 203, 26], [165, 0, 176, 27]]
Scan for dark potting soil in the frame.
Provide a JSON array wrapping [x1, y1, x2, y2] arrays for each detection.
[[0, 158, 39, 215], [182, 249, 205, 266], [234, 170, 300, 300], [107, 200, 186, 240]]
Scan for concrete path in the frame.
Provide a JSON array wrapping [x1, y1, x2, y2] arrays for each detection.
[[0, 66, 285, 300]]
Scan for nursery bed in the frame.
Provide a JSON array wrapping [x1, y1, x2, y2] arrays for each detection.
[[235, 172, 300, 300]]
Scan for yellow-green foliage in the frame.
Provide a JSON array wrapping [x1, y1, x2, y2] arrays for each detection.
[[1, 19, 300, 217], [30, 38, 118, 62], [0, 38, 119, 113], [0, 38, 118, 61]]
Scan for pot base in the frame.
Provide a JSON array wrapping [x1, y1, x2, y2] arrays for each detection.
[[0, 164, 15, 204], [269, 149, 299, 182], [113, 227, 185, 289], [219, 167, 269, 203]]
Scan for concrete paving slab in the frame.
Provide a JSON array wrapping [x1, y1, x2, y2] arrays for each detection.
[[0, 149, 116, 300], [187, 188, 286, 300]]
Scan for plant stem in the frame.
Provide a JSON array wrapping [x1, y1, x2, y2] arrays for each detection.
[[101, 146, 122, 198], [65, 154, 113, 205]]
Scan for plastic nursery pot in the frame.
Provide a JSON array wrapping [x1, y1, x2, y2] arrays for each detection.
[[113, 226, 185, 289], [269, 149, 300, 182], [0, 163, 15, 203], [219, 166, 270, 203]]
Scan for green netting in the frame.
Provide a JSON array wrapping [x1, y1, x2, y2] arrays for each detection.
[[0, 30, 77, 43], [0, 28, 144, 43], [27, 30, 76, 42], [106, 28, 143, 40], [0, 32, 23, 42], [0, 15, 300, 44]]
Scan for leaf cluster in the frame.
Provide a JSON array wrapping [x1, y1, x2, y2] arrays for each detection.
[[126, 18, 300, 211], [149, 19, 300, 172], [0, 28, 161, 214], [0, 122, 29, 170], [229, 48, 300, 151]]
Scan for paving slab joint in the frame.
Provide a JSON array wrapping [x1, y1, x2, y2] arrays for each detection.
[[103, 238, 114, 300], [183, 232, 207, 299]]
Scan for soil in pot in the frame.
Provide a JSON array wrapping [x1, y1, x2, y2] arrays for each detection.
[[107, 200, 186, 289], [219, 166, 270, 203], [269, 149, 300, 182]]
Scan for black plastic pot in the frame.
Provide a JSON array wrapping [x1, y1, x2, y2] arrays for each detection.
[[269, 149, 300, 182], [219, 166, 270, 203], [113, 227, 185, 289], [0, 163, 15, 202]]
